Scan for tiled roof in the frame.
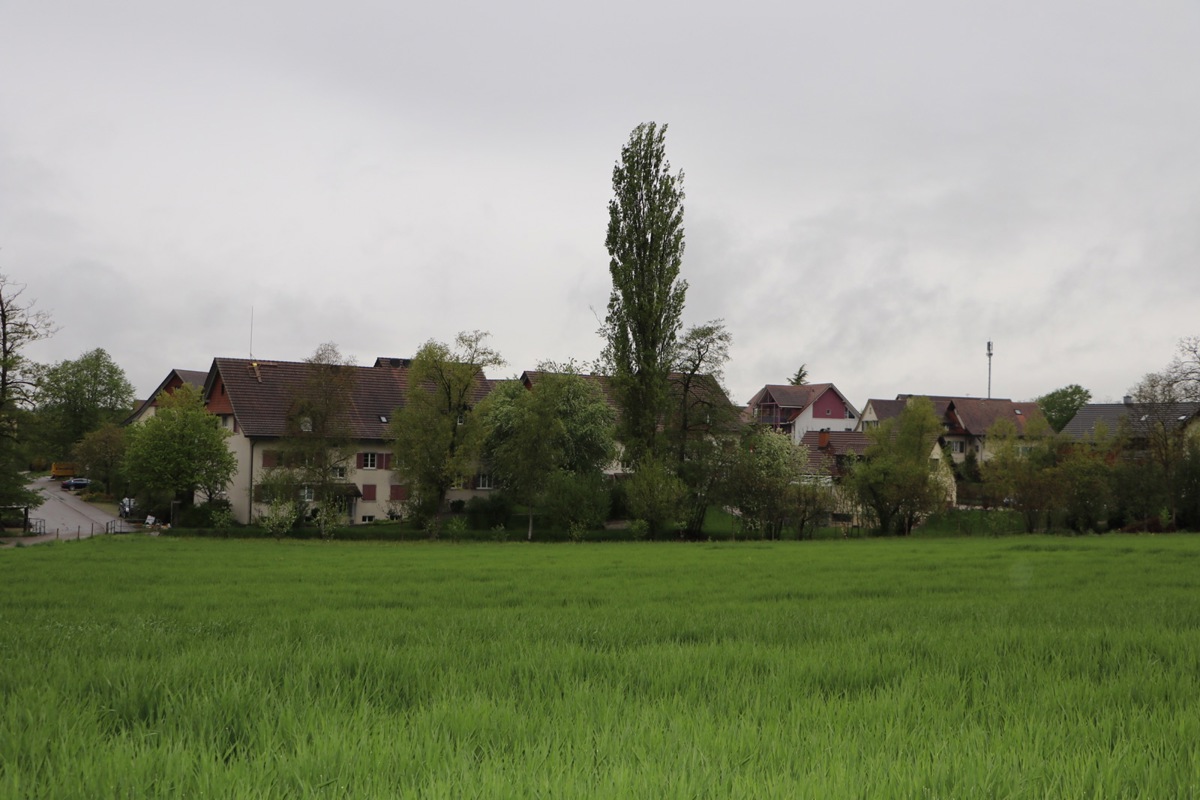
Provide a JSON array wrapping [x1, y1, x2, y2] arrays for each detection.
[[878, 394, 1045, 436], [1062, 402, 1200, 440], [207, 357, 494, 440], [747, 383, 832, 410], [125, 368, 209, 424], [949, 398, 1044, 436], [863, 399, 908, 423], [799, 430, 871, 475]]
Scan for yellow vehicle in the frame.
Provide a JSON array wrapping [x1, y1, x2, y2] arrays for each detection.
[[50, 462, 77, 479]]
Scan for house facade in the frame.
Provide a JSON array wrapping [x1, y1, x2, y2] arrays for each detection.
[[202, 356, 495, 524], [746, 384, 860, 443]]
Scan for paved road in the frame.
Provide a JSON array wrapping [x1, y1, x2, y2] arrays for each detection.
[[1, 478, 129, 546]]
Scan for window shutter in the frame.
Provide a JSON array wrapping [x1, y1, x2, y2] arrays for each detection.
[[362, 484, 376, 501], [382, 453, 393, 470], [356, 452, 364, 469], [389, 485, 408, 502], [263, 450, 278, 468]]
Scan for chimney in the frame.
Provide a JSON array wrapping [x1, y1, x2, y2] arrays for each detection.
[[1123, 395, 1132, 405], [818, 430, 830, 449]]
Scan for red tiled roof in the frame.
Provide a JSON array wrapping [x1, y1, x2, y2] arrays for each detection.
[[873, 394, 1046, 436]]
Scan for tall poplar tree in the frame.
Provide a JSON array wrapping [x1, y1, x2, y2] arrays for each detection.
[[603, 122, 688, 463]]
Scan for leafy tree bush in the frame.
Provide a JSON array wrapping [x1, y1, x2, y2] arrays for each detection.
[[848, 397, 947, 536], [1059, 449, 1113, 533], [541, 471, 611, 533], [465, 493, 513, 530], [624, 456, 685, 538], [602, 122, 688, 462]]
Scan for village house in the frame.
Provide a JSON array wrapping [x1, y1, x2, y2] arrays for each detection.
[[201, 356, 495, 524], [858, 395, 1044, 464], [745, 383, 860, 442]]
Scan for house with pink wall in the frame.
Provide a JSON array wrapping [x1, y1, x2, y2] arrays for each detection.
[[745, 383, 860, 444]]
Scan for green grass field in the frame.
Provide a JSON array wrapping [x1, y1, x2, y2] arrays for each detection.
[[3, 535, 1199, 798]]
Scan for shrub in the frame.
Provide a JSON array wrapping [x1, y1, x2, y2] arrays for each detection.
[[178, 499, 234, 529], [542, 471, 610, 532], [466, 493, 513, 530], [445, 515, 467, 542]]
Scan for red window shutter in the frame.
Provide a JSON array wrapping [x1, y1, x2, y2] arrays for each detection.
[[356, 452, 365, 469], [263, 450, 278, 468], [362, 484, 376, 501], [382, 453, 393, 470], [389, 485, 407, 502]]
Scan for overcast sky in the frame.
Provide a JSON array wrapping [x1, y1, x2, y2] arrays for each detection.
[[3, 0, 1197, 410]]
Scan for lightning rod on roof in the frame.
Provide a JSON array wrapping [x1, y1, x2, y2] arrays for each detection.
[[249, 305, 255, 361], [986, 340, 993, 399]]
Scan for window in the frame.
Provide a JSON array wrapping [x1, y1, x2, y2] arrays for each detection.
[[476, 473, 494, 490], [361, 484, 376, 501], [301, 486, 314, 502], [360, 452, 378, 470], [450, 477, 464, 490], [947, 441, 964, 454], [331, 466, 346, 480], [379, 415, 389, 424], [825, 409, 831, 416], [361, 515, 375, 523]]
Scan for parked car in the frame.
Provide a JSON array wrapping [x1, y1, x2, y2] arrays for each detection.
[[61, 477, 91, 491]]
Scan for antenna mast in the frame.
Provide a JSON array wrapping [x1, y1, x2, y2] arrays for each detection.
[[986, 340, 993, 399], [250, 306, 255, 360]]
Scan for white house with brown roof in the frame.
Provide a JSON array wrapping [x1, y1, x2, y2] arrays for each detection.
[[202, 356, 495, 524], [746, 383, 860, 443]]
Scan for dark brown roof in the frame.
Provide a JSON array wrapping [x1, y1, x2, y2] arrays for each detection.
[[949, 398, 1044, 436], [125, 368, 209, 424], [1062, 401, 1200, 440], [746, 383, 861, 418], [874, 394, 1045, 436], [206, 357, 494, 440]]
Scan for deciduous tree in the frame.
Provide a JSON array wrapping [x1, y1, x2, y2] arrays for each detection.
[[667, 319, 740, 536], [982, 416, 1061, 532], [1036, 384, 1092, 433], [602, 121, 687, 463], [277, 343, 358, 539], [725, 427, 812, 540], [390, 331, 502, 526], [0, 275, 55, 510], [848, 397, 948, 535], [624, 454, 686, 539], [480, 365, 615, 540], [124, 385, 237, 519], [37, 348, 134, 456], [71, 423, 126, 495]]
